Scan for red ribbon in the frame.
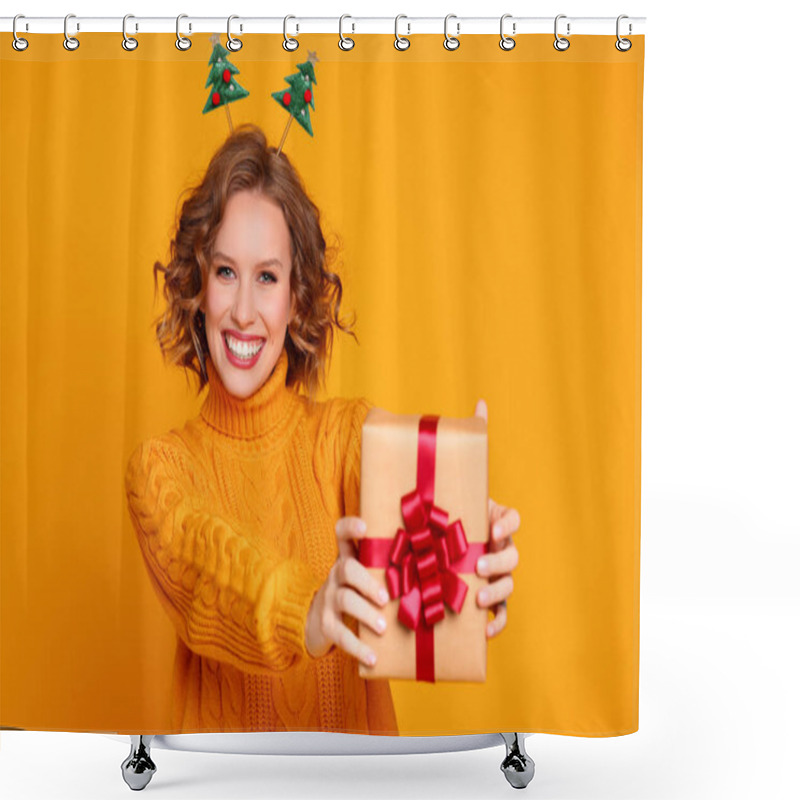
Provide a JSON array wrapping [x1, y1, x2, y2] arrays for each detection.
[[359, 415, 487, 682]]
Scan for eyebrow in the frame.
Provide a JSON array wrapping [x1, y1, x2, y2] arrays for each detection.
[[212, 252, 284, 271]]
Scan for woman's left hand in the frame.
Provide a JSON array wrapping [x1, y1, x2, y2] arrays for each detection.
[[473, 399, 521, 639]]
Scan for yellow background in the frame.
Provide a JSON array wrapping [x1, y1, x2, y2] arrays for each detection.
[[0, 33, 643, 736]]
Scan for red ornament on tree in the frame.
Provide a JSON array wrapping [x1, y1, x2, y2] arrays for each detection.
[[304, 88, 312, 103], [283, 92, 292, 107], [223, 68, 231, 84], [212, 92, 221, 106]]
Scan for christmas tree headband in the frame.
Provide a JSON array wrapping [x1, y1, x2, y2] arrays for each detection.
[[202, 33, 318, 155]]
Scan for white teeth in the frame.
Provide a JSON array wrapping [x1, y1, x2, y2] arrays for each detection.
[[225, 333, 265, 359]]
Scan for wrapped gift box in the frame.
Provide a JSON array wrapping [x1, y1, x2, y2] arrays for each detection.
[[358, 409, 489, 682]]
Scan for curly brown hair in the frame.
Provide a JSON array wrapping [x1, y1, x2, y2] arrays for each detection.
[[152, 123, 357, 400]]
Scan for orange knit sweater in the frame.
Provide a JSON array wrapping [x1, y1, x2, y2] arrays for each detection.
[[124, 348, 398, 735]]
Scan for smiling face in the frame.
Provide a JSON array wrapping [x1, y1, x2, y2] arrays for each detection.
[[201, 189, 295, 400]]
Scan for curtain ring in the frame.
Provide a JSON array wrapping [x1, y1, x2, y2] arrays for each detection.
[[553, 14, 570, 51], [12, 15, 29, 52], [339, 15, 355, 51], [176, 14, 192, 51], [499, 14, 516, 51], [122, 14, 138, 51], [63, 13, 80, 51], [394, 15, 411, 51], [227, 15, 243, 51], [283, 15, 299, 52], [615, 15, 632, 52], [444, 13, 460, 51]]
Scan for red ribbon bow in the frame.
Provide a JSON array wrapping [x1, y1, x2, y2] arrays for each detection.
[[359, 415, 487, 682], [386, 485, 470, 630]]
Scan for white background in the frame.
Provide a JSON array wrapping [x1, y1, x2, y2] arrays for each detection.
[[2, 1, 798, 798]]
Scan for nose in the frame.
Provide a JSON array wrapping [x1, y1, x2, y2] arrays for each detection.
[[231, 281, 256, 328]]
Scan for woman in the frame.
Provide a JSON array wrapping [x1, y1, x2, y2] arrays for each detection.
[[125, 124, 520, 734]]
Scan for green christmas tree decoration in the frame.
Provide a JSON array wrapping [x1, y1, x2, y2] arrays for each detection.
[[271, 51, 318, 138], [202, 37, 249, 116]]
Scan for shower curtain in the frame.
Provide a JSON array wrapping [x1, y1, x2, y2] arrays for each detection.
[[0, 30, 643, 738]]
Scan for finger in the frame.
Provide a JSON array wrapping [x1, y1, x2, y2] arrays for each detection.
[[487, 602, 508, 638], [474, 399, 488, 423], [475, 544, 519, 578], [337, 556, 389, 607], [489, 506, 521, 544], [335, 586, 388, 636], [327, 615, 377, 667], [476, 575, 513, 609], [335, 516, 369, 560]]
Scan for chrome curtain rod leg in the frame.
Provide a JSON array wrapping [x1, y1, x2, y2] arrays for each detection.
[[500, 732, 535, 789], [121, 735, 157, 790]]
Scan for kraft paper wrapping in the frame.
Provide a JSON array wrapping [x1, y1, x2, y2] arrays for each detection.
[[358, 408, 489, 682]]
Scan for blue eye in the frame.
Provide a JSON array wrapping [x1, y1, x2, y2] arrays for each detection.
[[214, 266, 275, 283]]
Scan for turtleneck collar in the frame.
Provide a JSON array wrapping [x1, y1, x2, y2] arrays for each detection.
[[200, 347, 298, 440]]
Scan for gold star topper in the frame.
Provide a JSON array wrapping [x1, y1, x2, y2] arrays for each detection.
[[307, 50, 319, 65], [210, 32, 221, 46]]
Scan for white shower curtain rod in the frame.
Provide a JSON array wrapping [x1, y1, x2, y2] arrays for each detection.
[[1, 15, 646, 37]]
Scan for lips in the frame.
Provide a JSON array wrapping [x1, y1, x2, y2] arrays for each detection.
[[223, 331, 266, 369], [224, 329, 264, 342]]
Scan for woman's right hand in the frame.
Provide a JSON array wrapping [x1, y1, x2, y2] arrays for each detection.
[[304, 516, 389, 667]]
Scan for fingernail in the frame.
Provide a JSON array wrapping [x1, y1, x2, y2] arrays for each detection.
[[357, 520, 367, 533], [368, 652, 377, 666], [493, 523, 502, 538], [478, 590, 488, 604], [487, 623, 495, 637], [376, 617, 386, 633], [378, 589, 389, 604], [477, 558, 488, 574]]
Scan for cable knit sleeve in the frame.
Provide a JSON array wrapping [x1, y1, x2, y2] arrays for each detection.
[[340, 397, 375, 519], [124, 437, 320, 675]]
